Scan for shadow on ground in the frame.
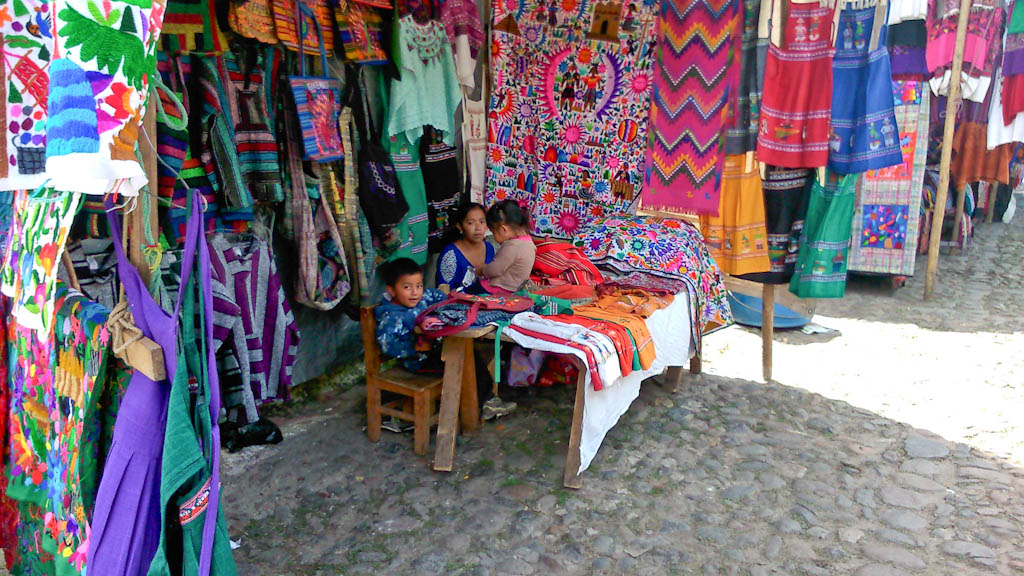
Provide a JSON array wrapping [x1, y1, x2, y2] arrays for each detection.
[[223, 368, 1024, 576]]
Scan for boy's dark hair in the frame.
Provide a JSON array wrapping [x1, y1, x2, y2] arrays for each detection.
[[486, 199, 530, 230], [381, 258, 423, 287]]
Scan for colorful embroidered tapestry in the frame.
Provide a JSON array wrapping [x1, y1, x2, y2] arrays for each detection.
[[6, 310, 59, 507], [849, 81, 930, 275], [486, 0, 659, 237], [0, 189, 83, 331], [43, 293, 111, 575], [789, 170, 858, 298], [643, 0, 740, 216], [573, 215, 733, 336], [46, 0, 166, 195], [0, 0, 52, 190]]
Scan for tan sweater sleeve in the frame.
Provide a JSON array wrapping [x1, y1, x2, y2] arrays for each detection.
[[480, 242, 517, 278]]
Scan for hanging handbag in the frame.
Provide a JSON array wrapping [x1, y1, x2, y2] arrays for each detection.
[[286, 1, 344, 163], [228, 0, 279, 43], [282, 80, 351, 309], [335, 0, 390, 65], [350, 69, 408, 242], [273, 0, 335, 54], [414, 292, 535, 338]]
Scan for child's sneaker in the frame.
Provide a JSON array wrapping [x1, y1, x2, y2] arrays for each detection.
[[482, 397, 517, 420]]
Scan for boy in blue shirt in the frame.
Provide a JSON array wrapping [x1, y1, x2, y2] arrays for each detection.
[[375, 258, 446, 372]]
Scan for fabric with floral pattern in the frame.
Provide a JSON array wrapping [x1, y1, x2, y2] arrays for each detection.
[[485, 0, 659, 237], [45, 0, 166, 194], [573, 215, 732, 336], [0, 189, 83, 331], [0, 0, 53, 190], [40, 292, 110, 575]]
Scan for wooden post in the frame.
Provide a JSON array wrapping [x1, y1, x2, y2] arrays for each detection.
[[985, 181, 996, 223], [130, 95, 160, 287], [923, 0, 972, 300], [762, 284, 774, 382]]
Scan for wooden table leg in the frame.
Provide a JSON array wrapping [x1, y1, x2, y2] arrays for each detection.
[[689, 354, 702, 374], [690, 331, 702, 374], [563, 360, 586, 490], [663, 366, 684, 392], [762, 284, 775, 382], [459, 338, 479, 434], [433, 336, 467, 472]]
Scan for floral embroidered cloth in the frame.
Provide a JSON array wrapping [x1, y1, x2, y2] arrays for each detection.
[[486, 0, 659, 237], [573, 215, 733, 337], [45, 0, 166, 194], [0, 0, 53, 190], [1, 189, 83, 331], [42, 292, 111, 575]]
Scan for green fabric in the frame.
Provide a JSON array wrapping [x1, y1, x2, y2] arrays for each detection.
[[1010, 1, 1024, 34], [521, 292, 574, 316], [148, 206, 236, 576], [492, 321, 511, 384], [386, 132, 429, 265], [388, 16, 462, 146], [789, 172, 858, 299]]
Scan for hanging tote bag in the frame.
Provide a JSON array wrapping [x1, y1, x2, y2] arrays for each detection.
[[228, 0, 279, 44], [335, 0, 391, 65], [282, 74, 351, 309], [273, 0, 335, 54], [350, 69, 409, 242], [287, 1, 345, 162]]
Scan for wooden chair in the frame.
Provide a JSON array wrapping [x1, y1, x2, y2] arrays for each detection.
[[359, 307, 443, 455]]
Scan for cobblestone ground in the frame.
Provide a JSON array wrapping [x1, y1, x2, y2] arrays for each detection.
[[223, 208, 1024, 575]]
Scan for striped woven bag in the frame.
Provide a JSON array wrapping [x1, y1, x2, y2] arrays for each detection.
[[286, 1, 344, 162]]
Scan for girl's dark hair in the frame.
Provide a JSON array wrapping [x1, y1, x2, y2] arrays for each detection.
[[486, 199, 530, 231], [455, 202, 487, 227]]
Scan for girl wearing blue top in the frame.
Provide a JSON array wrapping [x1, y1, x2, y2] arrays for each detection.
[[436, 202, 494, 294]]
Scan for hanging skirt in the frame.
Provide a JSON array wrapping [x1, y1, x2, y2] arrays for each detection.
[[828, 7, 903, 174], [789, 171, 858, 299], [420, 125, 462, 253], [736, 166, 812, 284], [700, 155, 771, 276], [756, 1, 835, 168], [725, 0, 764, 155], [388, 132, 430, 265]]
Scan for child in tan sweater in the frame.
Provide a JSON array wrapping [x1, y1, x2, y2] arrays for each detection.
[[479, 200, 537, 293]]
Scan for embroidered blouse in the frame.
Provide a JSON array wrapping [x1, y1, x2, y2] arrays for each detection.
[[436, 241, 494, 291], [388, 16, 463, 145]]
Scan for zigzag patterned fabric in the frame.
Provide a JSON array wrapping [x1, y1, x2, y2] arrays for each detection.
[[643, 0, 741, 216]]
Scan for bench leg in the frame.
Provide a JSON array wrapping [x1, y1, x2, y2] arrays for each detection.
[[433, 336, 467, 472], [414, 390, 429, 455], [366, 379, 381, 443], [563, 361, 586, 490], [459, 338, 480, 434]]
